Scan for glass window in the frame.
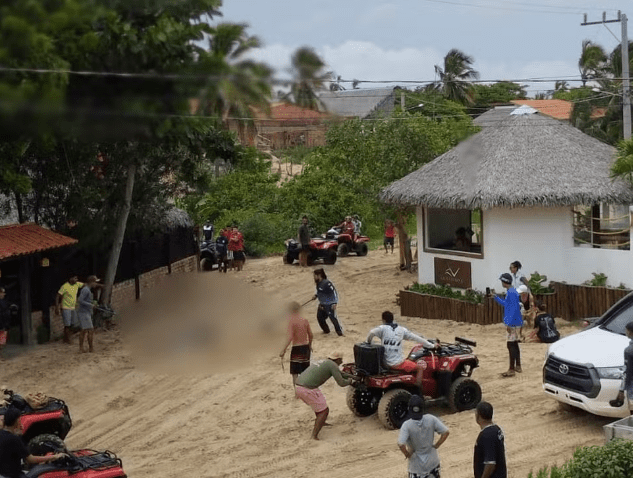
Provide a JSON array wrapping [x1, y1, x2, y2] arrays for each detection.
[[424, 207, 483, 257], [573, 204, 631, 250]]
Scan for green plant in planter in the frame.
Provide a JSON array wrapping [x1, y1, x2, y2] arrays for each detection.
[[583, 272, 608, 287], [528, 271, 555, 294]]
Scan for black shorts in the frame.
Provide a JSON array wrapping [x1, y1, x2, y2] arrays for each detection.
[[384, 236, 394, 246], [290, 344, 311, 374], [233, 251, 245, 261]]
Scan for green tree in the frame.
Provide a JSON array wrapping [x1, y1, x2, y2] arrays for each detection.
[[472, 81, 527, 108], [431, 49, 480, 105], [611, 137, 633, 185], [197, 22, 273, 125], [578, 39, 607, 87], [287, 46, 329, 110]]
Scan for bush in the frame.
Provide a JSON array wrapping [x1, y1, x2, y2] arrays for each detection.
[[528, 271, 555, 294], [408, 283, 485, 304], [564, 439, 633, 478], [525, 439, 633, 478], [583, 272, 608, 287]]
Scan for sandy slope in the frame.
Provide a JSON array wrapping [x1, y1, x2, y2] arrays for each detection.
[[2, 250, 612, 478]]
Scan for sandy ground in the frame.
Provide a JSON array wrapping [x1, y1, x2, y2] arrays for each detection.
[[1, 248, 613, 478]]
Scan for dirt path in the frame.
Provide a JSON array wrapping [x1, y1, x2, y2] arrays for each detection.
[[2, 250, 610, 477]]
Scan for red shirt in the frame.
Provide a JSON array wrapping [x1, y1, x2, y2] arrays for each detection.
[[385, 224, 395, 238], [228, 231, 244, 251]]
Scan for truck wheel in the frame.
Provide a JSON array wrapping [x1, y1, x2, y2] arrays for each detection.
[[346, 386, 379, 417], [28, 434, 66, 456], [337, 243, 349, 257], [324, 249, 337, 265], [357, 243, 368, 256], [378, 388, 411, 430], [283, 253, 293, 265], [448, 377, 482, 412]]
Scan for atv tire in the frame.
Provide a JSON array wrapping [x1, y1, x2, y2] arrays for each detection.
[[447, 377, 482, 412], [323, 249, 337, 265], [200, 258, 214, 271], [357, 243, 368, 256], [28, 434, 66, 456], [346, 386, 379, 417], [378, 388, 411, 430], [337, 243, 350, 257], [283, 253, 293, 265]]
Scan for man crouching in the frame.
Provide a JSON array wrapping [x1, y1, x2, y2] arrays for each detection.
[[294, 352, 354, 440]]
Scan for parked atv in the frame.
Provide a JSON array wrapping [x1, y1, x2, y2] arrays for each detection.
[[342, 337, 482, 429], [283, 238, 338, 265], [0, 388, 72, 453], [27, 446, 127, 478], [326, 227, 370, 257]]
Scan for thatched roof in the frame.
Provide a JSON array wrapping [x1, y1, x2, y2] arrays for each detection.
[[161, 207, 194, 230], [318, 88, 395, 119], [381, 109, 633, 209]]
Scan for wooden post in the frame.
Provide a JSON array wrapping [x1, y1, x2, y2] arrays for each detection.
[[165, 233, 172, 275], [19, 257, 34, 345]]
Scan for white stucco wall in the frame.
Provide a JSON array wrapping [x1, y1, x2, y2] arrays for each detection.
[[416, 205, 633, 291]]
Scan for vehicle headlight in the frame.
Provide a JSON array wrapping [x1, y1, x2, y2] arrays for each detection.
[[596, 366, 625, 380]]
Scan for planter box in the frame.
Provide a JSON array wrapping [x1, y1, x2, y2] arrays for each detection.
[[604, 416, 633, 442]]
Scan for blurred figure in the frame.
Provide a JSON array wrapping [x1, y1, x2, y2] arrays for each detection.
[[0, 287, 10, 357], [384, 220, 395, 254], [473, 402, 507, 478], [298, 216, 311, 268], [55, 273, 83, 344], [279, 301, 313, 387], [312, 268, 343, 336], [77, 275, 99, 353]]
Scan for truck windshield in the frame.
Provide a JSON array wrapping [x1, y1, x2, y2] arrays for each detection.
[[602, 301, 633, 335]]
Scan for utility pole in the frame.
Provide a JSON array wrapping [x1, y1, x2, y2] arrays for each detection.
[[582, 11, 631, 140], [401, 91, 405, 111]]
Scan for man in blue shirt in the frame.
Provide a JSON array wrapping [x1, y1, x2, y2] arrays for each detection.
[[494, 273, 523, 377], [312, 268, 343, 336]]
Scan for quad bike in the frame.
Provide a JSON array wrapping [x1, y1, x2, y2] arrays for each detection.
[[92, 305, 116, 330], [325, 227, 370, 257], [0, 389, 72, 453], [342, 337, 482, 430], [27, 439, 127, 478], [283, 237, 338, 265]]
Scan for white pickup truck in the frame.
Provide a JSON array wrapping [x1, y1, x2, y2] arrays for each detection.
[[542, 292, 633, 417]]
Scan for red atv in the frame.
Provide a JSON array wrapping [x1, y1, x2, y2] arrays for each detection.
[[27, 447, 127, 478], [283, 237, 338, 265], [342, 337, 482, 429], [1, 389, 72, 453], [326, 227, 370, 257]]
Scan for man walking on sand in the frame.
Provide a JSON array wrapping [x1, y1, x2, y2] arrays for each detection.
[[294, 352, 354, 440], [473, 401, 507, 478], [313, 268, 343, 336], [280, 301, 313, 387], [77, 275, 99, 353], [55, 274, 83, 344]]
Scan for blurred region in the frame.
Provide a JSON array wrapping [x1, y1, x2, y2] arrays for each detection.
[[119, 272, 286, 375]]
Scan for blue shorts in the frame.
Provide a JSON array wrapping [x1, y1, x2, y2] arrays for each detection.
[[78, 311, 93, 330], [61, 309, 78, 327]]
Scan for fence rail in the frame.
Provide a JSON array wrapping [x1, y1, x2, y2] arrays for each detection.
[[399, 282, 632, 325]]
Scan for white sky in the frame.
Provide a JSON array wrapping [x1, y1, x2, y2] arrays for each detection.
[[218, 0, 629, 97]]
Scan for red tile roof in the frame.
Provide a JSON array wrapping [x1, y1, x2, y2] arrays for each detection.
[[0, 223, 78, 261], [511, 99, 573, 121], [269, 102, 330, 122]]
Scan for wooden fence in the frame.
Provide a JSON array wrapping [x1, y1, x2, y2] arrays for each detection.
[[399, 281, 632, 325]]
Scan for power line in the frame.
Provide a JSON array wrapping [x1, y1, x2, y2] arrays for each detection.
[[419, 0, 611, 15]]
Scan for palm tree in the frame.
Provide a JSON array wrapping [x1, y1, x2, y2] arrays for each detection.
[[578, 40, 608, 87], [287, 46, 330, 110], [554, 80, 569, 92], [200, 23, 273, 124], [432, 49, 480, 104]]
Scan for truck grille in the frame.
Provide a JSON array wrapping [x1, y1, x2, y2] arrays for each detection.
[[543, 356, 600, 398]]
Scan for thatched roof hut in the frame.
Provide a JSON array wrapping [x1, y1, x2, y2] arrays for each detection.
[[381, 110, 633, 209]]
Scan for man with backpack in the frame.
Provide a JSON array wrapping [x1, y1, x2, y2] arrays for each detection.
[[527, 303, 560, 343]]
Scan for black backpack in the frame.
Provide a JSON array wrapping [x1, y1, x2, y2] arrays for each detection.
[[537, 314, 560, 343]]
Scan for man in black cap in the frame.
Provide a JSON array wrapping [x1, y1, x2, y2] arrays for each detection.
[[0, 407, 66, 477], [398, 395, 449, 478]]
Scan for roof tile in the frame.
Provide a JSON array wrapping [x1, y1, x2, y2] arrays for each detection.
[[0, 223, 78, 261], [511, 99, 572, 120]]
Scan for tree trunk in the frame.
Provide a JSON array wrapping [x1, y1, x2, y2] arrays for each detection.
[[395, 210, 413, 271], [14, 192, 24, 223], [102, 162, 136, 305]]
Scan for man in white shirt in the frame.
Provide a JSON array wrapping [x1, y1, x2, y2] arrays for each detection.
[[366, 311, 439, 387]]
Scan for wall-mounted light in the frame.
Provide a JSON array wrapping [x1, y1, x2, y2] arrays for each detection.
[[40, 258, 50, 267]]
